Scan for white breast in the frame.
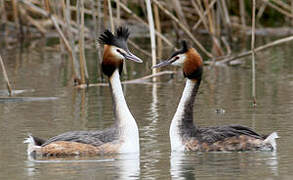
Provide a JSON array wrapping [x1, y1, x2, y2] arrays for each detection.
[[119, 125, 140, 154]]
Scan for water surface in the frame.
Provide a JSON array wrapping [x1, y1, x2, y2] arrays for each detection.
[[0, 42, 292, 179]]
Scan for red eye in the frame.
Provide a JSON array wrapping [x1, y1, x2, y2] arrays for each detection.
[[116, 49, 125, 56]]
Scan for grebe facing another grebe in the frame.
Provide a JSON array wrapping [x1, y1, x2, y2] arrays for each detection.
[[153, 40, 278, 152], [24, 27, 142, 157]]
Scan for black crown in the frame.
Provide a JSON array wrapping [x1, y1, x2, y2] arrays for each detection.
[[98, 26, 130, 46]]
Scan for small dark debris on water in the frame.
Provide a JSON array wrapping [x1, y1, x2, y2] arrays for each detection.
[[215, 108, 226, 114]]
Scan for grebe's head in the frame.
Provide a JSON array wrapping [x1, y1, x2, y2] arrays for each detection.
[[153, 40, 203, 80], [99, 26, 143, 76]]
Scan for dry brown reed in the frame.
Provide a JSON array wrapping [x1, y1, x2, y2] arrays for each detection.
[[1, 0, 293, 87], [115, 0, 121, 26], [152, 0, 213, 58], [107, 0, 115, 32], [78, 0, 89, 85], [117, 1, 174, 48], [251, 0, 257, 106], [0, 54, 12, 96], [207, 35, 293, 65], [145, 0, 157, 76], [11, 0, 20, 34], [239, 0, 246, 28], [153, 4, 162, 59]]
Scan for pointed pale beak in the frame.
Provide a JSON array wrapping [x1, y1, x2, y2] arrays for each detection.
[[152, 58, 173, 68], [124, 51, 143, 63]]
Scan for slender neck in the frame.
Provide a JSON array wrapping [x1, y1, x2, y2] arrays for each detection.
[[171, 78, 201, 136], [108, 69, 139, 153], [108, 69, 136, 128]]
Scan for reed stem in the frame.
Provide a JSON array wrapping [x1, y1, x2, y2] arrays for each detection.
[[0, 54, 12, 96], [211, 35, 293, 64], [145, 0, 157, 76], [192, 0, 217, 31], [171, 0, 188, 27], [251, 0, 256, 107], [264, 0, 293, 18], [271, 0, 291, 12], [44, 0, 50, 13], [152, 0, 213, 58], [0, 0, 7, 34], [118, 1, 174, 48], [115, 0, 121, 26], [239, 0, 246, 28], [154, 4, 162, 59], [191, 0, 209, 30], [11, 0, 20, 34], [78, 0, 89, 85], [107, 0, 115, 32], [65, 0, 80, 83], [291, 0, 293, 26]]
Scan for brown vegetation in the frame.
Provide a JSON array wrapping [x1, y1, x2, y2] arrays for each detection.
[[0, 0, 293, 89]]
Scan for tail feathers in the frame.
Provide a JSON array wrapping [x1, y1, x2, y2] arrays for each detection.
[[23, 135, 42, 156], [264, 132, 279, 150]]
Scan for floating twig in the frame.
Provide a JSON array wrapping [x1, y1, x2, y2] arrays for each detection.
[[0, 97, 58, 102], [122, 70, 175, 84], [76, 71, 176, 88]]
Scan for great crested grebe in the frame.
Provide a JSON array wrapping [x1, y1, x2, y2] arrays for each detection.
[[153, 40, 278, 152], [24, 27, 142, 156]]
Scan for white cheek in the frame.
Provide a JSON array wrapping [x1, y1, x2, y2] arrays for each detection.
[[172, 54, 186, 67], [111, 47, 125, 59]]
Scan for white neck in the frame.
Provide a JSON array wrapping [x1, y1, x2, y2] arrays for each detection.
[[109, 70, 139, 153], [170, 79, 196, 152]]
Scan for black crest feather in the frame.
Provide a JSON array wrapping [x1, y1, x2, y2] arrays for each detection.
[[116, 26, 130, 40], [98, 26, 130, 50], [170, 40, 189, 58], [98, 30, 115, 45], [180, 40, 188, 52]]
